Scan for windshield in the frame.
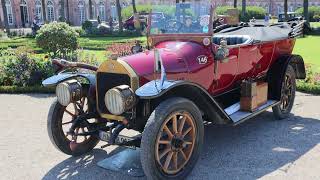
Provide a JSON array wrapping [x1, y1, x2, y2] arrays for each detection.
[[150, 2, 211, 35]]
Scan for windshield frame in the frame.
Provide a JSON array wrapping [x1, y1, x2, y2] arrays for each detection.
[[147, 3, 214, 37]]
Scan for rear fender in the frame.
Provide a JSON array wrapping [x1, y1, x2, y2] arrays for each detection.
[[136, 80, 232, 124], [267, 55, 305, 100]]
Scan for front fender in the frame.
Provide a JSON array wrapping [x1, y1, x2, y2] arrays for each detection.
[[136, 80, 231, 124], [42, 73, 96, 87]]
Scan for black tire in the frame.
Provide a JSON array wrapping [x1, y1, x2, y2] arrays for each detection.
[[272, 65, 296, 119], [47, 98, 99, 156], [141, 97, 204, 180]]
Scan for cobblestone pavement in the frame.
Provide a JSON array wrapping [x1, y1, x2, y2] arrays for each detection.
[[0, 92, 319, 180]]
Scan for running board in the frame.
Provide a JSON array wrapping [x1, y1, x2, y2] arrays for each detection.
[[224, 100, 280, 125]]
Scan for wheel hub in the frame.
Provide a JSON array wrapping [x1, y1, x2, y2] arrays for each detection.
[[171, 136, 184, 150]]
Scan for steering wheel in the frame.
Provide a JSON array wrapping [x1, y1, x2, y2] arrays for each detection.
[[164, 20, 183, 33]]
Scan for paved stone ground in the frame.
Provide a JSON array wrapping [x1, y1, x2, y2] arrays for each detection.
[[0, 92, 319, 180]]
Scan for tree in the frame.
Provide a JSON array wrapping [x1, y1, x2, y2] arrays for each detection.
[[234, 0, 237, 8], [132, 0, 137, 13], [116, 0, 123, 32], [284, 0, 288, 21], [89, 0, 93, 19], [242, 0, 246, 18], [36, 22, 79, 58], [304, 0, 309, 23], [66, 0, 70, 22], [1, 0, 10, 34], [41, 0, 47, 22], [59, 0, 65, 21]]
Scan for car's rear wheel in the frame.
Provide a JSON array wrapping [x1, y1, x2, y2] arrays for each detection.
[[272, 65, 296, 119], [47, 97, 99, 156], [141, 97, 204, 180]]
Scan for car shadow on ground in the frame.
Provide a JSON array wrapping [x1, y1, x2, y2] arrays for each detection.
[[42, 112, 320, 180]]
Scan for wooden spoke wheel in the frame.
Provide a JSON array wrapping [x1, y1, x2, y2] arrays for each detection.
[[47, 96, 99, 156], [141, 98, 204, 179], [272, 65, 296, 119], [280, 74, 294, 112], [61, 97, 90, 144], [155, 112, 196, 175]]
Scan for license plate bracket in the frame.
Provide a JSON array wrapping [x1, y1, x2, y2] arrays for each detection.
[[99, 131, 136, 149]]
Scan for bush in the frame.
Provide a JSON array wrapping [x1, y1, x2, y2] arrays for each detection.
[[216, 6, 266, 22], [36, 22, 79, 58], [295, 6, 320, 22], [82, 20, 93, 32], [122, 5, 177, 20], [313, 14, 320, 22], [0, 48, 54, 87]]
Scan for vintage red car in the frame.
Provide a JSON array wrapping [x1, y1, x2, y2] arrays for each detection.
[[43, 2, 306, 179]]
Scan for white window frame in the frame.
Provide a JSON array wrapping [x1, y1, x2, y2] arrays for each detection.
[[78, 1, 86, 24], [5, 0, 14, 25], [47, 0, 55, 22], [35, 0, 42, 21], [98, 1, 106, 21]]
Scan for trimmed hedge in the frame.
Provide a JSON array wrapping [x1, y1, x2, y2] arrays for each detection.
[[295, 6, 320, 22], [216, 6, 266, 22], [297, 81, 320, 95], [0, 86, 54, 94]]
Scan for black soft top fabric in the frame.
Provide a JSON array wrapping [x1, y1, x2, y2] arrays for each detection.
[[217, 24, 292, 42]]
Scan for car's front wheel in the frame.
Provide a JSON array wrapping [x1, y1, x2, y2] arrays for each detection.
[[47, 97, 99, 156], [141, 97, 204, 180], [272, 65, 296, 119]]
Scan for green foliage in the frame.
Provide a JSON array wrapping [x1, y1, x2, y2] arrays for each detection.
[[297, 81, 320, 95], [295, 6, 320, 22], [36, 22, 79, 57], [216, 6, 266, 22], [122, 5, 178, 20], [313, 15, 320, 22], [0, 48, 54, 87], [82, 20, 93, 31], [0, 30, 5, 38]]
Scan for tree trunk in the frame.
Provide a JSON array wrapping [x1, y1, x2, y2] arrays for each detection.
[[42, 0, 47, 22], [284, 0, 288, 21], [116, 0, 123, 32], [1, 0, 10, 33], [60, 0, 65, 21], [132, 0, 137, 13], [66, 0, 70, 22], [242, 0, 246, 19], [303, 0, 309, 23], [89, 0, 93, 19], [234, 0, 237, 8]]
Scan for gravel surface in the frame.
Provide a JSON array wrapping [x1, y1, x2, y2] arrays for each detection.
[[0, 92, 319, 180]]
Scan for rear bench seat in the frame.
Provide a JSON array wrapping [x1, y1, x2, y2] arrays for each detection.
[[212, 35, 253, 46]]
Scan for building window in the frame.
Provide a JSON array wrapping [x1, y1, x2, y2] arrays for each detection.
[[47, 0, 55, 21], [78, 1, 86, 24], [5, 0, 14, 25], [99, 1, 105, 21], [35, 0, 42, 21]]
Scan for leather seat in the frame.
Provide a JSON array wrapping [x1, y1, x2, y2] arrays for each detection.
[[212, 35, 253, 46]]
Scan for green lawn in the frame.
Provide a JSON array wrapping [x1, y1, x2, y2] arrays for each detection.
[[293, 35, 320, 72], [311, 22, 320, 28]]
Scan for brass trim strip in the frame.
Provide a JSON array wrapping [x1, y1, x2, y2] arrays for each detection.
[[96, 58, 140, 122], [100, 113, 125, 121]]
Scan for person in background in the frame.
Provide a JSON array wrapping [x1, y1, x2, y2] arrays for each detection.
[[264, 13, 270, 25]]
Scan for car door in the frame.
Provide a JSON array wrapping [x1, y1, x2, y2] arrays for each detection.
[[211, 44, 239, 95]]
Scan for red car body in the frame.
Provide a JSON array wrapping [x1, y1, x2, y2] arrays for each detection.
[[121, 36, 296, 95]]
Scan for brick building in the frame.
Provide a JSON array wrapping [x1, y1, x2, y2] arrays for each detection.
[[0, 0, 319, 28]]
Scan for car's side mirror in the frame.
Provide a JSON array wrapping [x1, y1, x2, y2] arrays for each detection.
[[215, 38, 229, 63]]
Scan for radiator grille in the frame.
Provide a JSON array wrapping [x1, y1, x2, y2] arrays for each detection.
[[96, 72, 131, 114]]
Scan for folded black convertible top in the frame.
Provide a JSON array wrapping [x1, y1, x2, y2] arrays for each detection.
[[217, 24, 292, 42]]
